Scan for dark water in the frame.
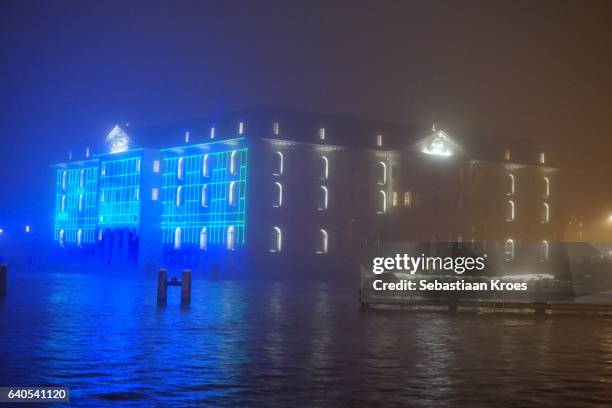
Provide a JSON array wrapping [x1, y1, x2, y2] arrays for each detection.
[[1, 269, 611, 407]]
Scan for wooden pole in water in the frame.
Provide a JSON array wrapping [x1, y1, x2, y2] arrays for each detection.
[[157, 268, 167, 305], [181, 269, 192, 306], [0, 264, 6, 297]]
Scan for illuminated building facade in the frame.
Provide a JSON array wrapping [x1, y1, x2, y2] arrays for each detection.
[[52, 109, 560, 276]]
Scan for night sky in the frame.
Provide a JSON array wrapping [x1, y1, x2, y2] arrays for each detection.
[[1, 0, 611, 238]]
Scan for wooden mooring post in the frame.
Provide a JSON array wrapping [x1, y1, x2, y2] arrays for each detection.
[[0, 264, 6, 297], [157, 268, 192, 307]]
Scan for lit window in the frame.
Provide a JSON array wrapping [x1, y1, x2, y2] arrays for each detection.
[[177, 157, 185, 180], [101, 163, 106, 176], [505, 149, 511, 160], [270, 226, 282, 252], [174, 227, 182, 250], [392, 191, 398, 207], [153, 160, 160, 173], [239, 122, 244, 135], [78, 194, 84, 211], [504, 239, 515, 261], [62, 170, 68, 190], [539, 152, 546, 164], [152, 188, 159, 201], [376, 134, 383, 147], [377, 190, 387, 214], [541, 240, 549, 261], [229, 181, 237, 206], [201, 185, 208, 207], [210, 127, 215, 139], [77, 229, 82, 247], [227, 226, 236, 250], [59, 229, 65, 247], [377, 162, 387, 185], [61, 195, 66, 212], [506, 174, 515, 195], [25, 225, 30, 233], [273, 152, 283, 176], [230, 150, 238, 175], [273, 121, 279, 135], [404, 191, 412, 207], [79, 169, 85, 188], [316, 229, 328, 254], [176, 186, 183, 208], [136, 159, 141, 172], [541, 203, 550, 223], [320, 156, 329, 180], [543, 177, 550, 198], [135, 187, 139, 201], [506, 200, 515, 222], [199, 227, 207, 250], [202, 154, 209, 177], [318, 186, 328, 210], [319, 127, 326, 140], [185, 131, 190, 143], [100, 190, 105, 203], [273, 182, 283, 207]]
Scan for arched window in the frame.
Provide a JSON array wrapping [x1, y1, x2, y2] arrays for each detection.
[[61, 170, 68, 190], [230, 150, 238, 175], [79, 169, 85, 188], [61, 195, 66, 212], [78, 193, 84, 211], [376, 134, 383, 147], [377, 162, 387, 185], [77, 229, 83, 247], [201, 184, 208, 207], [273, 121, 280, 135], [506, 200, 515, 222], [227, 226, 236, 250], [202, 154, 209, 177], [320, 156, 329, 180], [270, 226, 282, 252], [176, 186, 183, 208], [316, 229, 328, 254], [273, 151, 283, 176], [177, 157, 185, 180], [377, 190, 387, 214], [318, 186, 328, 210], [506, 174, 515, 195], [59, 229, 65, 247], [541, 240, 549, 261], [504, 239, 515, 261], [543, 177, 550, 198], [229, 181, 237, 206], [174, 227, 182, 249], [541, 203, 550, 223], [199, 227, 207, 250], [273, 182, 283, 207]]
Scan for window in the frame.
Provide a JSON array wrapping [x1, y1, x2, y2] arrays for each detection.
[[273, 152, 283, 176], [152, 188, 159, 201], [229, 181, 237, 206], [539, 152, 546, 164], [273, 182, 282, 207], [210, 126, 215, 139], [135, 159, 141, 172], [77, 229, 83, 247], [377, 191, 387, 214], [199, 227, 207, 250], [392, 191, 398, 207], [319, 127, 326, 140], [541, 203, 550, 223], [320, 156, 329, 180], [135, 187, 139, 201], [541, 240, 549, 261], [316, 229, 328, 254], [506, 174, 515, 195], [153, 160, 160, 173], [377, 162, 387, 185], [100, 190, 105, 203], [404, 191, 412, 207], [239, 122, 244, 135], [59, 229, 65, 247], [177, 157, 185, 180], [78, 193, 84, 211], [273, 121, 279, 135], [504, 239, 515, 261], [270, 226, 282, 252], [201, 185, 208, 207], [62, 170, 68, 190], [227, 226, 236, 250], [543, 177, 550, 198], [318, 186, 328, 210], [506, 200, 515, 222], [202, 154, 209, 177], [176, 186, 183, 208], [505, 149, 511, 160], [101, 163, 106, 176], [230, 150, 238, 175], [61, 195, 66, 212], [376, 134, 383, 147], [79, 169, 85, 188], [185, 131, 190, 143], [174, 227, 182, 250]]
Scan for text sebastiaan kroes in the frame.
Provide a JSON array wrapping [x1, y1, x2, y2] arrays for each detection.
[[371, 254, 527, 291]]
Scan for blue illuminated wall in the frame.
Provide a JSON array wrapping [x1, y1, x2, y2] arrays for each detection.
[[54, 165, 99, 245], [161, 146, 248, 249], [98, 156, 142, 228]]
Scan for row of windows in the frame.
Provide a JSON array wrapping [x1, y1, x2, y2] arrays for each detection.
[[504, 174, 550, 198], [503, 149, 547, 165], [172, 226, 237, 251], [505, 201, 549, 223], [172, 182, 239, 208], [504, 239, 550, 262], [174, 151, 240, 181]]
